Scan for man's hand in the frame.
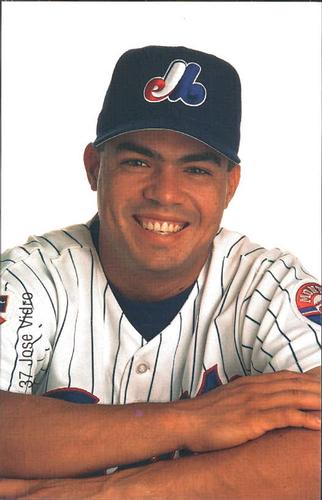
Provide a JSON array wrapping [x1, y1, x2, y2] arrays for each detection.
[[177, 370, 320, 453]]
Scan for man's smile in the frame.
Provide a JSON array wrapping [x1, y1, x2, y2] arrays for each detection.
[[133, 215, 189, 235]]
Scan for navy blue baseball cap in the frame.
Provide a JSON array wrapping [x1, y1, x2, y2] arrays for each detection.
[[94, 45, 241, 164]]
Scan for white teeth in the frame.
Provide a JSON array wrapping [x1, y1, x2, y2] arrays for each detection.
[[138, 219, 185, 234]]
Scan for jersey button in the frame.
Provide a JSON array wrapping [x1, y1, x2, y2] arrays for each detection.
[[136, 363, 150, 374]]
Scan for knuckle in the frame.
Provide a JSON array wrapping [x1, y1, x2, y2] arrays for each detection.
[[289, 388, 312, 403], [289, 388, 301, 397]]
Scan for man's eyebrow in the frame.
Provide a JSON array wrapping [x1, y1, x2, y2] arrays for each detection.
[[179, 151, 224, 165], [115, 142, 162, 160], [114, 142, 223, 165]]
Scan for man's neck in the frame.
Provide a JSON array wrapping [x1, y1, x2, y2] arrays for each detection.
[[99, 256, 202, 302]]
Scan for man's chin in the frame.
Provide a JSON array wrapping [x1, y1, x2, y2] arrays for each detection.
[[138, 260, 184, 275], [132, 253, 203, 278]]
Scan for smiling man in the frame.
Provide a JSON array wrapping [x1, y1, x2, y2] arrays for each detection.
[[85, 130, 240, 301], [0, 46, 321, 499]]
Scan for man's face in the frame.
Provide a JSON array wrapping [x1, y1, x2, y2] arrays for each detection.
[[85, 130, 240, 281]]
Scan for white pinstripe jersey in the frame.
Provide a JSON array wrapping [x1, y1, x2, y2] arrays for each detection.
[[0, 222, 321, 405]]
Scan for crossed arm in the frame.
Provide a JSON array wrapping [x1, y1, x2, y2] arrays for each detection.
[[1, 368, 320, 499]]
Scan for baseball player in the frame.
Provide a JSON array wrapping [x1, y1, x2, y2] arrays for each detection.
[[0, 46, 320, 500]]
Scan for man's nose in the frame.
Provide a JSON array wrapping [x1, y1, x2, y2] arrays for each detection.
[[142, 167, 184, 206]]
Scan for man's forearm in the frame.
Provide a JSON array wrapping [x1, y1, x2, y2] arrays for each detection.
[[0, 391, 183, 478], [2, 426, 320, 499], [106, 426, 321, 500]]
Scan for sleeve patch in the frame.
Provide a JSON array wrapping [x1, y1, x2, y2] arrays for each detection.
[[0, 295, 9, 313], [296, 283, 321, 325], [0, 295, 9, 324]]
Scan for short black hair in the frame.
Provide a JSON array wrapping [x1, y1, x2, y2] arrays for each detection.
[[227, 160, 237, 171]]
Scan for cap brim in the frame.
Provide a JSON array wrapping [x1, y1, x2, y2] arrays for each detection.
[[93, 118, 240, 164]]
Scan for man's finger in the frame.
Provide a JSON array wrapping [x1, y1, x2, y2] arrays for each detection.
[[260, 407, 321, 433], [252, 390, 321, 411]]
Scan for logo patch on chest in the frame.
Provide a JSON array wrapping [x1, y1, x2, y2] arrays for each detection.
[[197, 365, 223, 396], [44, 387, 100, 404]]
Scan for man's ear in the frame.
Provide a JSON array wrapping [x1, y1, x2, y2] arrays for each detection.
[[83, 143, 100, 191], [225, 164, 241, 208]]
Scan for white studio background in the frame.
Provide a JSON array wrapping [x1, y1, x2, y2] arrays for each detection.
[[2, 1, 321, 278]]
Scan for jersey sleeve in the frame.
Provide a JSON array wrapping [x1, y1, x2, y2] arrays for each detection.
[[0, 253, 56, 394], [240, 254, 321, 374]]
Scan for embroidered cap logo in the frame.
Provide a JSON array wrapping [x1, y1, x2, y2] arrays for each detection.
[[144, 59, 207, 107]]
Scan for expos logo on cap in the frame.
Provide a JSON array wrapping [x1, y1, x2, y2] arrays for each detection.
[[144, 59, 207, 107]]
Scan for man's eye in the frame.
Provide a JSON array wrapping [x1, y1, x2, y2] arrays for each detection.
[[121, 159, 149, 168], [185, 167, 211, 176]]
